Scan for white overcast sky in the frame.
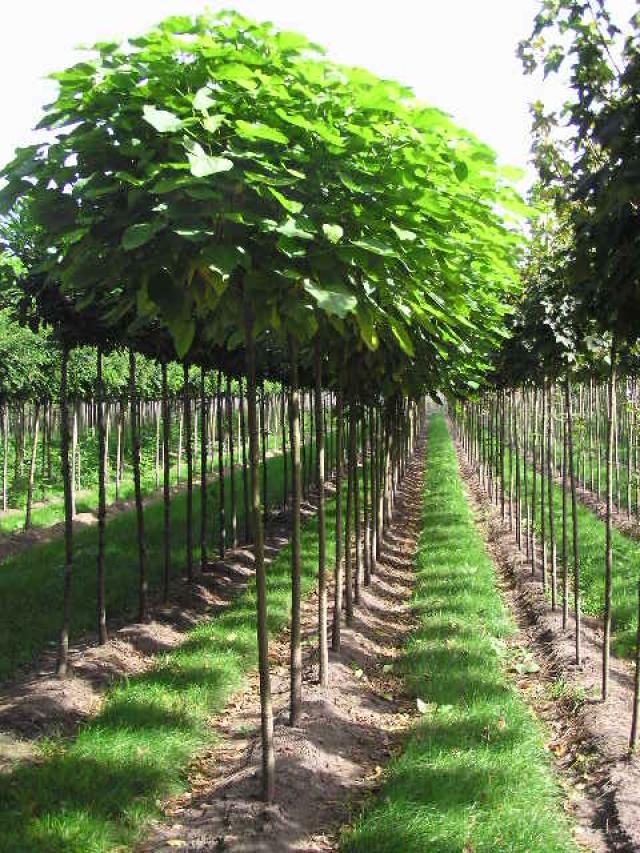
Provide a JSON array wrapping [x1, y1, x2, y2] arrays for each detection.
[[1, 0, 637, 185]]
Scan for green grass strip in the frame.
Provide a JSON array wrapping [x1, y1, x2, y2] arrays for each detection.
[[0, 478, 337, 852], [342, 414, 576, 853]]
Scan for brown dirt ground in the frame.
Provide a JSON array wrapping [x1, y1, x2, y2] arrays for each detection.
[[139, 438, 427, 853], [452, 425, 640, 851]]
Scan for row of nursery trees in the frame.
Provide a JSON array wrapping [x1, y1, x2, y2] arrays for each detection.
[[0, 322, 325, 526], [0, 12, 523, 798], [453, 1, 640, 748]]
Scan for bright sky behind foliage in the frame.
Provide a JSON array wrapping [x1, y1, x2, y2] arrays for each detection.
[[1, 0, 636, 186]]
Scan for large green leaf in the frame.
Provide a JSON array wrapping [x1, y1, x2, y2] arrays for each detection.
[[322, 223, 344, 243], [186, 143, 234, 178], [303, 280, 358, 319], [121, 221, 165, 250], [142, 105, 183, 133], [235, 120, 289, 145]]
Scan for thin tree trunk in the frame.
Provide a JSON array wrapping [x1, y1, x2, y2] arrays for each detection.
[[227, 378, 237, 549], [244, 294, 275, 802], [565, 375, 581, 664], [56, 346, 73, 676], [240, 379, 250, 543], [288, 337, 302, 725], [362, 407, 371, 586], [345, 400, 355, 626], [547, 382, 557, 610], [603, 345, 617, 699], [95, 351, 108, 645], [24, 402, 40, 530], [314, 340, 328, 687], [184, 364, 194, 581], [261, 384, 268, 522], [200, 368, 208, 571], [332, 391, 344, 651], [281, 385, 288, 511], [630, 580, 640, 752], [129, 351, 148, 622], [2, 403, 8, 512], [217, 371, 226, 559], [353, 406, 362, 604], [162, 361, 171, 602]]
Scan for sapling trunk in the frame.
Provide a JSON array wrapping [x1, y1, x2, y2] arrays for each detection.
[[603, 345, 617, 699], [129, 351, 148, 622], [161, 361, 171, 602], [332, 391, 344, 652], [2, 404, 8, 512], [565, 375, 581, 663], [354, 408, 362, 603], [261, 384, 267, 520], [217, 371, 225, 559], [244, 294, 275, 802], [288, 337, 302, 725], [547, 382, 557, 610], [562, 396, 569, 629], [200, 368, 208, 571], [24, 401, 40, 531], [227, 378, 237, 549], [56, 346, 73, 677], [184, 364, 194, 581], [96, 351, 107, 645], [314, 339, 328, 687], [281, 385, 288, 510], [345, 400, 355, 625], [362, 406, 370, 586], [630, 580, 640, 752], [240, 379, 249, 543]]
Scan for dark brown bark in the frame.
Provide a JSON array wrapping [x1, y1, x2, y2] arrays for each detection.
[[565, 375, 581, 664], [288, 337, 302, 725], [243, 294, 275, 802], [200, 368, 208, 571], [130, 351, 148, 622], [24, 402, 40, 531], [96, 351, 107, 645], [345, 400, 355, 625], [314, 338, 328, 687], [239, 379, 249, 543], [217, 371, 226, 559], [184, 364, 194, 581], [603, 344, 617, 699], [227, 377, 237, 549], [162, 361, 171, 602], [56, 346, 73, 677], [331, 391, 344, 652]]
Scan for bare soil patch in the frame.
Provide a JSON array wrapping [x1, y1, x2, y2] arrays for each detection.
[[452, 427, 640, 852], [140, 440, 427, 853]]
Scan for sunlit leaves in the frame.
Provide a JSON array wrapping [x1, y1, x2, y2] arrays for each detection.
[[142, 105, 183, 133], [121, 221, 165, 250], [322, 224, 344, 243], [303, 280, 357, 319], [235, 120, 289, 145], [185, 143, 233, 178]]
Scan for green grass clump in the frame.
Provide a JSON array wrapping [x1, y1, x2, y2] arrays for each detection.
[[342, 414, 576, 853], [0, 476, 337, 852]]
